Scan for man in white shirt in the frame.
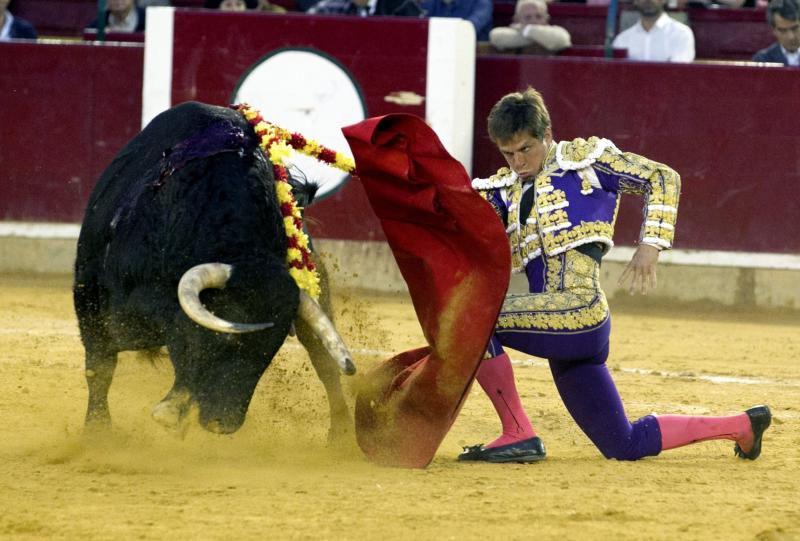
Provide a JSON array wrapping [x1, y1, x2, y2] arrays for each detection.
[[612, 0, 695, 63]]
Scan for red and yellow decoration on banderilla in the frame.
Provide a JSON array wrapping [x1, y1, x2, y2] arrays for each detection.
[[232, 103, 356, 301]]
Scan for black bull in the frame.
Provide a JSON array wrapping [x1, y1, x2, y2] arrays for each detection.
[[74, 102, 355, 437]]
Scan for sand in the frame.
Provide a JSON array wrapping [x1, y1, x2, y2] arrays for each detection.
[[1, 272, 798, 541]]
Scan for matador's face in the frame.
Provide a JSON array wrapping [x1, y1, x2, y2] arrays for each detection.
[[496, 128, 553, 182]]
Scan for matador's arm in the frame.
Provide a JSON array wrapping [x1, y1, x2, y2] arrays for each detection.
[[593, 145, 681, 251]]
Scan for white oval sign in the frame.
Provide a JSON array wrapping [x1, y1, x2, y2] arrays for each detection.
[[233, 48, 367, 201]]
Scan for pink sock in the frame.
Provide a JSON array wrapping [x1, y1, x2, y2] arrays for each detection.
[[476, 352, 536, 448], [656, 413, 753, 452]]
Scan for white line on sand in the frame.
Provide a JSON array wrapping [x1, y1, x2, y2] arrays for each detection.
[[3, 328, 796, 388]]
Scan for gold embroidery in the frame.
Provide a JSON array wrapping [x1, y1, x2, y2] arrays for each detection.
[[545, 253, 563, 293], [536, 189, 567, 209], [558, 137, 598, 164], [600, 150, 658, 178], [645, 225, 673, 238], [542, 221, 614, 254], [538, 209, 569, 229], [579, 170, 594, 193], [491, 167, 513, 182], [497, 251, 608, 331], [594, 149, 680, 249], [506, 179, 545, 272]]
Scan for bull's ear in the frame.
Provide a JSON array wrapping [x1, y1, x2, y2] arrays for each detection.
[[287, 167, 320, 207], [302, 181, 320, 206]]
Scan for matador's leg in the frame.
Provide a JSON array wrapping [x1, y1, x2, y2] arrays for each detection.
[[474, 337, 537, 449]]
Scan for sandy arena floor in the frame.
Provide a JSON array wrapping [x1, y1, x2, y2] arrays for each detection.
[[0, 272, 798, 541]]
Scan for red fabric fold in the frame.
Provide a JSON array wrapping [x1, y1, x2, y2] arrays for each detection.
[[342, 114, 511, 468]]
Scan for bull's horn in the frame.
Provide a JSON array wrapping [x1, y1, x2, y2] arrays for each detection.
[[297, 291, 357, 375], [178, 263, 274, 333]]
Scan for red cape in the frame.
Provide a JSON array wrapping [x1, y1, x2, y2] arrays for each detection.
[[342, 114, 511, 468]]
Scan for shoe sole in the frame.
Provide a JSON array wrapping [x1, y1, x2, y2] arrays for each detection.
[[458, 451, 547, 463], [484, 453, 547, 464]]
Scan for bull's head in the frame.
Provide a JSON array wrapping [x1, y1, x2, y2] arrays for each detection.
[[150, 262, 355, 434]]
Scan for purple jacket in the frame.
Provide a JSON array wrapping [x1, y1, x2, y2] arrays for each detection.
[[472, 137, 680, 273]]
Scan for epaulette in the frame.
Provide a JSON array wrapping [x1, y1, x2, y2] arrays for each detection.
[[555, 137, 618, 171], [472, 167, 517, 190]]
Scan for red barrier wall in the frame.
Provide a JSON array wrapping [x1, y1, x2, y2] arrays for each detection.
[[1, 14, 798, 255], [0, 41, 143, 223]]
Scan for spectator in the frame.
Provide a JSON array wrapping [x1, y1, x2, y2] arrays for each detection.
[[88, 0, 146, 32], [0, 0, 37, 40], [295, 0, 320, 11], [612, 0, 694, 62], [681, 0, 758, 7], [138, 0, 171, 6], [419, 0, 492, 41], [204, 0, 258, 9], [752, 0, 800, 66], [258, 0, 288, 12], [489, 0, 571, 53], [307, 0, 423, 16], [206, 0, 288, 13]]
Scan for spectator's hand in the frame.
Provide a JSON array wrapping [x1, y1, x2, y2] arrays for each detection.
[[618, 244, 660, 295]]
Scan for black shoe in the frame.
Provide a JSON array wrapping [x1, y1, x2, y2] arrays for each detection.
[[458, 436, 546, 463], [734, 405, 771, 460]]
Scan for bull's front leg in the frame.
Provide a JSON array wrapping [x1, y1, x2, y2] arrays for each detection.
[[295, 261, 353, 444], [84, 348, 118, 431], [297, 320, 353, 444]]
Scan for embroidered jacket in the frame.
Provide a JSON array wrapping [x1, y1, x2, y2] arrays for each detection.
[[473, 137, 680, 273]]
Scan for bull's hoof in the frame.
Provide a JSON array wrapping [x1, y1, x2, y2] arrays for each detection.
[[203, 420, 238, 434], [84, 411, 112, 434], [327, 411, 356, 449], [151, 389, 193, 431]]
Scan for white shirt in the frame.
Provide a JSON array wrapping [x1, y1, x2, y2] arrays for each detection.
[[782, 46, 800, 66], [107, 8, 139, 32], [612, 12, 695, 63], [0, 11, 13, 40]]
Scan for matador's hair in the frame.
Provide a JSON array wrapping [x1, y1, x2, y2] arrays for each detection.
[[487, 87, 551, 143]]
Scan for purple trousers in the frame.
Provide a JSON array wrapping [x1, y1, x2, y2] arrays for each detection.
[[490, 250, 662, 460]]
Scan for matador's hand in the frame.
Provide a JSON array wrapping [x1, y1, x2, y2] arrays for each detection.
[[618, 244, 660, 295]]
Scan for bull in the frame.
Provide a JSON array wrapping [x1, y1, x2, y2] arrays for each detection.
[[74, 101, 355, 438]]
